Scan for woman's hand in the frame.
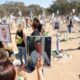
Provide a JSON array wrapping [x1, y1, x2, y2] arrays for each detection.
[[16, 35, 21, 39], [36, 57, 44, 70], [36, 57, 44, 80]]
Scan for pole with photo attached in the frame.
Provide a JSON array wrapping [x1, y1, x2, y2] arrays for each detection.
[[27, 41, 30, 64], [56, 30, 60, 55]]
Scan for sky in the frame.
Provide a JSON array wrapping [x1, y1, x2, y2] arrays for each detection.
[[0, 0, 55, 8]]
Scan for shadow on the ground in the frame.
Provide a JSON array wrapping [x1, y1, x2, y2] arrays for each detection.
[[60, 37, 80, 42], [61, 47, 80, 52], [69, 37, 80, 40]]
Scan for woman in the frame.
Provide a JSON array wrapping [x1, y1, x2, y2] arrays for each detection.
[[15, 24, 27, 65], [29, 18, 44, 36], [67, 19, 73, 33], [0, 50, 16, 80]]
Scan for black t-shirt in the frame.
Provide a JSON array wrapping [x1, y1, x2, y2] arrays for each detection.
[[0, 41, 3, 48], [31, 29, 40, 36], [38, 24, 42, 33], [16, 30, 25, 47], [68, 20, 73, 28]]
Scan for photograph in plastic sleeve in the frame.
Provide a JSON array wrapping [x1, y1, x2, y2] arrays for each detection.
[[0, 24, 11, 43], [26, 36, 51, 73]]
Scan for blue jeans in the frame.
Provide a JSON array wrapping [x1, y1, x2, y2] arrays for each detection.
[[68, 25, 72, 33], [18, 47, 27, 65]]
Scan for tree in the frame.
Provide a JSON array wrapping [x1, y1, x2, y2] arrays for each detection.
[[0, 1, 43, 17], [28, 4, 43, 16], [46, 0, 80, 15]]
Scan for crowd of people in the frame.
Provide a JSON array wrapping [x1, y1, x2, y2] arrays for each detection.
[[0, 15, 48, 80], [0, 13, 75, 80]]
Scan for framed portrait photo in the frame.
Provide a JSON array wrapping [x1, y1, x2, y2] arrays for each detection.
[[26, 36, 51, 67], [0, 24, 11, 43]]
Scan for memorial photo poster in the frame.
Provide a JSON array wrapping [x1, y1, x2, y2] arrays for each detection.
[[26, 36, 51, 66], [0, 24, 11, 43]]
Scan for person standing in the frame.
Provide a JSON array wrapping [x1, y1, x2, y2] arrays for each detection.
[[54, 16, 60, 29], [29, 18, 44, 36], [15, 24, 27, 65], [67, 18, 73, 33]]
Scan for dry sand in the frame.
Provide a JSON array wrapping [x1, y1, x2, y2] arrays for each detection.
[[9, 21, 80, 80]]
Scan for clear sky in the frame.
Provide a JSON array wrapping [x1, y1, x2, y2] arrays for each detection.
[[0, 0, 55, 8]]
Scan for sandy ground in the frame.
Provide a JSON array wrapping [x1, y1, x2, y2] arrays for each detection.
[[9, 21, 80, 80]]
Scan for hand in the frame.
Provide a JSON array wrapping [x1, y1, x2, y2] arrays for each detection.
[[36, 57, 44, 80], [36, 57, 44, 70], [16, 35, 21, 39]]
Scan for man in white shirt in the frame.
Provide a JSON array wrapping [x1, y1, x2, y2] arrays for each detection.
[[31, 41, 50, 66]]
